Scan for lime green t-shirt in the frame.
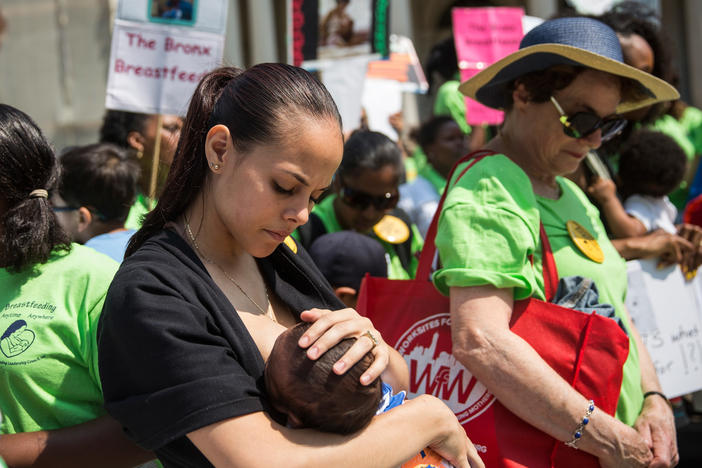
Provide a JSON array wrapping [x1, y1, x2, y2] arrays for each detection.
[[433, 154, 643, 425], [434, 80, 472, 135], [650, 114, 696, 210], [0, 245, 119, 434], [296, 194, 424, 280], [125, 193, 151, 230]]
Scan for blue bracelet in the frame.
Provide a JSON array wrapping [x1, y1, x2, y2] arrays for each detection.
[[565, 400, 595, 449]]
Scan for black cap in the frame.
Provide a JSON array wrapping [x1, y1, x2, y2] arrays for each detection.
[[308, 231, 388, 291]]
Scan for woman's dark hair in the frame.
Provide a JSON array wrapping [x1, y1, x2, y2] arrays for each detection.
[[618, 129, 687, 198], [264, 322, 382, 434], [0, 104, 70, 272], [99, 110, 151, 150], [59, 143, 140, 223], [598, 2, 679, 121], [338, 130, 403, 179], [503, 65, 648, 111], [411, 115, 458, 151], [424, 37, 458, 92], [126, 64, 342, 256]]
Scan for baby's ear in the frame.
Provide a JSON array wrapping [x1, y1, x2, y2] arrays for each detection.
[[334, 286, 357, 308], [286, 412, 304, 429]]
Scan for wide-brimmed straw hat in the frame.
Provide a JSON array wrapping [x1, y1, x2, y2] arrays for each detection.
[[458, 17, 678, 114]]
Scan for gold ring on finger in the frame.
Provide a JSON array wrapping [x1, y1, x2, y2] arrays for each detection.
[[362, 330, 378, 349]]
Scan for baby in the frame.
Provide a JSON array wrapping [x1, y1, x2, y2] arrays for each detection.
[[264, 322, 454, 468], [589, 129, 687, 237]]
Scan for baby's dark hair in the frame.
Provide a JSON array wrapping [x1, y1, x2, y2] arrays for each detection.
[[618, 129, 687, 198], [264, 322, 382, 434]]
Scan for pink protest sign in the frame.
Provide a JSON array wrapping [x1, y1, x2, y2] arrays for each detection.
[[453, 7, 524, 126]]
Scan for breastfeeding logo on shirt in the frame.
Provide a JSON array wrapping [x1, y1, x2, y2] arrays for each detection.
[[0, 320, 36, 358]]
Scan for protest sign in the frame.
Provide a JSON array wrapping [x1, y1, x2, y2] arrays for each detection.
[[452, 7, 524, 126], [362, 35, 428, 140], [106, 0, 227, 116], [290, 0, 389, 68], [626, 260, 702, 397]]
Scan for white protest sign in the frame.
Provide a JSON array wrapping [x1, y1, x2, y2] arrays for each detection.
[[626, 260, 702, 397], [362, 78, 402, 140], [106, 0, 227, 116], [321, 55, 373, 134]]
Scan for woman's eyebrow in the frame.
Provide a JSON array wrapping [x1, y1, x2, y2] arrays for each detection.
[[281, 169, 309, 186]]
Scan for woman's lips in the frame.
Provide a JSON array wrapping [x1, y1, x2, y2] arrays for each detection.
[[265, 229, 289, 242], [566, 150, 586, 159]]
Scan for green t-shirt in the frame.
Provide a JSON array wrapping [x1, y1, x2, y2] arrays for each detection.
[[433, 154, 643, 425], [418, 161, 447, 196], [650, 113, 701, 210], [125, 193, 151, 230], [0, 245, 119, 433], [296, 195, 424, 280], [434, 80, 472, 135]]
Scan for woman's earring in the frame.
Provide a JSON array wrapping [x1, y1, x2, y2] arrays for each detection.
[[136, 149, 144, 159], [210, 162, 221, 171]]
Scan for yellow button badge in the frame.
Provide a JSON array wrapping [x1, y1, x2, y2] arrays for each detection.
[[283, 235, 298, 254], [566, 220, 604, 263], [373, 215, 410, 244]]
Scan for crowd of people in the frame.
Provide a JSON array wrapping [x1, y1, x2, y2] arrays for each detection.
[[1, 2, 701, 467]]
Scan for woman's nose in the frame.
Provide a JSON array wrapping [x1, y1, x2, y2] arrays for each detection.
[[582, 128, 603, 149]]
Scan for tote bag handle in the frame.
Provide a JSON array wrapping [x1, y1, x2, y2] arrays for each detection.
[[416, 150, 559, 302]]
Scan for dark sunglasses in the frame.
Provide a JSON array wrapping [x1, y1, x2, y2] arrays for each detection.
[[550, 96, 627, 142], [339, 182, 399, 211]]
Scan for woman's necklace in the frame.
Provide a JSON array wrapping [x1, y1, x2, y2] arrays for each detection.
[[183, 215, 275, 322]]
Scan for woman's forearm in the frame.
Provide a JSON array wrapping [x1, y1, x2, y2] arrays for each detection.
[[0, 416, 154, 468], [188, 395, 471, 468], [449, 285, 645, 463]]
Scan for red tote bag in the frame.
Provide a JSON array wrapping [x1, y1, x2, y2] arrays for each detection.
[[357, 151, 630, 468]]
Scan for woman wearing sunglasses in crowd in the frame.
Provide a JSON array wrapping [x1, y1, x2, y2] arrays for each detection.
[[294, 130, 424, 279], [434, 18, 679, 467]]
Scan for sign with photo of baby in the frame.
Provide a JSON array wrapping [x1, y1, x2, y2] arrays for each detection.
[[105, 0, 227, 116], [626, 260, 702, 397]]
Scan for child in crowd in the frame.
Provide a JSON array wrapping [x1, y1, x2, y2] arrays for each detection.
[[265, 322, 455, 468], [308, 231, 388, 308], [588, 129, 687, 238], [53, 143, 140, 262]]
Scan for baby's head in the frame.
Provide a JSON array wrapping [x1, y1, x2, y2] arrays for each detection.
[[264, 322, 382, 434], [618, 129, 687, 198]]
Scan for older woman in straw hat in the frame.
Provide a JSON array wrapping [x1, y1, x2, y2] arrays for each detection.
[[434, 17, 679, 468]]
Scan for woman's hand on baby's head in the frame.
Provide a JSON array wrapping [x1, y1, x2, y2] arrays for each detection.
[[299, 308, 390, 385]]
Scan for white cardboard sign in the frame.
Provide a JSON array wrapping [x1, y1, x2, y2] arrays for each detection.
[[105, 19, 224, 116], [626, 259, 702, 398]]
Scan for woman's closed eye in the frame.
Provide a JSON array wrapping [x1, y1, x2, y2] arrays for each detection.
[[273, 181, 294, 196], [274, 181, 322, 204]]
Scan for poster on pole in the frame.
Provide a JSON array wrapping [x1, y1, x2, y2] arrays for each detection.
[[106, 0, 227, 116], [290, 0, 389, 68], [626, 260, 702, 398], [452, 7, 524, 126]]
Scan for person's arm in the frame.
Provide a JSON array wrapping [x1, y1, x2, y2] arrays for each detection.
[[0, 416, 154, 468], [624, 307, 679, 468], [586, 177, 646, 239], [188, 394, 483, 468], [449, 284, 653, 468], [610, 230, 693, 264]]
